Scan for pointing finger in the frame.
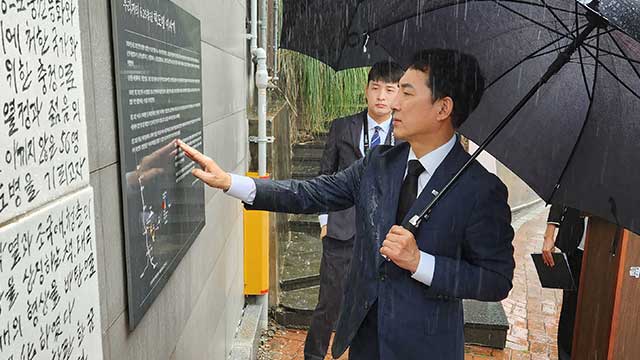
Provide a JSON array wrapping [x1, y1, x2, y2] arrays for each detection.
[[178, 140, 209, 167]]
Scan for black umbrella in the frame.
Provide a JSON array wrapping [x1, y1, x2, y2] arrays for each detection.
[[280, 0, 393, 69], [281, 0, 640, 236]]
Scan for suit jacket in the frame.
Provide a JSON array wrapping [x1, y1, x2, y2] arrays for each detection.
[[320, 110, 396, 240], [547, 204, 584, 256], [246, 140, 515, 359]]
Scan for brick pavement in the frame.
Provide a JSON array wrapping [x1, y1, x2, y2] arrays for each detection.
[[263, 205, 562, 359]]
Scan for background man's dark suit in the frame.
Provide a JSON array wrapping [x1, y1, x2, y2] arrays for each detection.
[[247, 140, 515, 360], [547, 204, 585, 360], [304, 110, 396, 359], [548, 205, 584, 256], [319, 110, 396, 240]]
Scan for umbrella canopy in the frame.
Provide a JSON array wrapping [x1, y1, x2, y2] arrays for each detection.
[[280, 0, 640, 234], [280, 0, 393, 69]]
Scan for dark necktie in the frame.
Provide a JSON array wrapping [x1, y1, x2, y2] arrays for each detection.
[[396, 160, 426, 224]]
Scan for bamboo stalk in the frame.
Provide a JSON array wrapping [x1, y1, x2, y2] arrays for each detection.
[[278, 50, 369, 136]]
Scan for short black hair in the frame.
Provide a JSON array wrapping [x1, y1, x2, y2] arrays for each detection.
[[409, 49, 485, 128], [367, 60, 404, 84]]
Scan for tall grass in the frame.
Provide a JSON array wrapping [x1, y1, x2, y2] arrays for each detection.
[[278, 50, 369, 135]]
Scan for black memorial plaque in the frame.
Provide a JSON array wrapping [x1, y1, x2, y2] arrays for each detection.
[[111, 0, 205, 328]]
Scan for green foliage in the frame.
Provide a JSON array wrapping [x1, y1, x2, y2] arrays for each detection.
[[278, 50, 369, 134]]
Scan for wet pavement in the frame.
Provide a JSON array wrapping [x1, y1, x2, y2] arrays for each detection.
[[263, 203, 563, 359]]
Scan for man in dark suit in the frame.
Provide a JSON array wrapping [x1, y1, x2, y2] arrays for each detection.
[[308, 61, 404, 360], [542, 204, 587, 360], [177, 48, 515, 359]]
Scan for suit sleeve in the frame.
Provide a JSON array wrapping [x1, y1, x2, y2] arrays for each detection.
[[245, 156, 366, 214], [429, 177, 515, 302], [319, 120, 340, 176], [547, 204, 563, 226], [318, 119, 341, 222]]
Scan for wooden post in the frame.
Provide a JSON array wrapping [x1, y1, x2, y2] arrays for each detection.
[[573, 217, 640, 359]]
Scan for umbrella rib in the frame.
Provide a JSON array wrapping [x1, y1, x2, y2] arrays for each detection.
[[574, 0, 579, 40], [492, 1, 578, 40], [503, 0, 576, 14], [581, 45, 640, 101], [365, 0, 577, 37], [568, 60, 597, 66], [537, 0, 570, 50], [605, 32, 640, 81], [578, 51, 598, 101], [547, 28, 602, 203], [485, 27, 586, 90], [575, 0, 592, 101], [540, 0, 573, 36], [486, 42, 573, 89], [581, 43, 640, 65], [583, 28, 617, 43]]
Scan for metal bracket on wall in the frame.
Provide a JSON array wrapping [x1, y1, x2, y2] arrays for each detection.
[[249, 136, 275, 144]]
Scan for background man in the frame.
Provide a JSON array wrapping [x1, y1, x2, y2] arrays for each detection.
[[542, 204, 587, 360], [308, 60, 404, 360]]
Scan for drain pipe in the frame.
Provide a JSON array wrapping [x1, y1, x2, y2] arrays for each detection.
[[250, 0, 258, 54], [260, 0, 268, 50], [255, 49, 269, 330], [255, 47, 270, 332], [273, 0, 279, 80], [255, 0, 270, 177], [255, 49, 269, 178], [247, 0, 271, 330]]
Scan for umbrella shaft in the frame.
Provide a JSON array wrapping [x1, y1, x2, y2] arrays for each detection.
[[407, 23, 598, 234]]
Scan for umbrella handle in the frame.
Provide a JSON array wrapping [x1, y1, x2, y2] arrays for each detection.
[[405, 213, 429, 236], [609, 197, 622, 256]]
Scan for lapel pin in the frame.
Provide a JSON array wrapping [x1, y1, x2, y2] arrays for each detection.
[[431, 189, 439, 196]]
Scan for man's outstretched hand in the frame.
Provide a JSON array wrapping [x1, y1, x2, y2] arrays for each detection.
[[177, 140, 232, 190]]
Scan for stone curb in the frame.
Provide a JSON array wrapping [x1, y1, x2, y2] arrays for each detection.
[[229, 303, 264, 360]]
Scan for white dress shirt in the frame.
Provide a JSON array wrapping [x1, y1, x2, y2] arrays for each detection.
[[547, 214, 589, 251], [358, 114, 392, 157], [225, 134, 458, 287], [578, 217, 588, 250], [318, 114, 392, 227]]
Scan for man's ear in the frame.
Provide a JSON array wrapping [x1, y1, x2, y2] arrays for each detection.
[[436, 97, 454, 122]]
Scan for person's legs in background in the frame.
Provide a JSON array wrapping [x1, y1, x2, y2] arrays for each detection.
[[557, 250, 583, 360]]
